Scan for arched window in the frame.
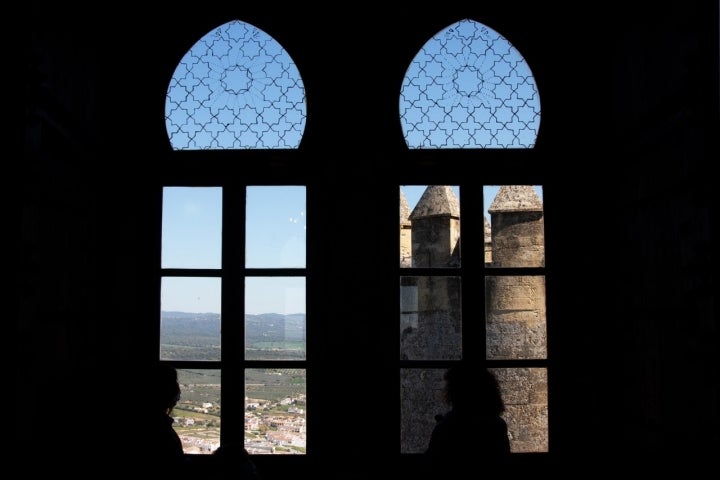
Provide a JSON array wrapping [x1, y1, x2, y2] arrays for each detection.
[[160, 19, 308, 456], [155, 15, 551, 471], [398, 19, 548, 455], [165, 19, 306, 150], [399, 19, 540, 149]]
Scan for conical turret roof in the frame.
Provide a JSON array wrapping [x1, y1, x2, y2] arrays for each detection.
[[488, 185, 542, 213], [410, 185, 460, 220]]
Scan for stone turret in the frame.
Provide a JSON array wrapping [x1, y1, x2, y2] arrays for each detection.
[[486, 185, 548, 453], [408, 185, 460, 268], [488, 185, 544, 267], [400, 186, 461, 361], [486, 185, 545, 360]]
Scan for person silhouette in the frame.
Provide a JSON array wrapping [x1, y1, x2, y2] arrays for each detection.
[[146, 363, 186, 474], [424, 366, 511, 477]]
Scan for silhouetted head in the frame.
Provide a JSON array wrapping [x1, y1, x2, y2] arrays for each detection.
[[154, 363, 181, 415], [443, 366, 505, 415]]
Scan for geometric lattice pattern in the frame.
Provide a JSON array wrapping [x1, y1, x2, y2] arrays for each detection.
[[165, 20, 306, 150], [400, 19, 540, 148]]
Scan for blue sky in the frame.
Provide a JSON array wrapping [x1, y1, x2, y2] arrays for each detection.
[[161, 185, 541, 314], [161, 186, 306, 315]]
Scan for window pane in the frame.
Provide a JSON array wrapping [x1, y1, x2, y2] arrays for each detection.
[[400, 276, 462, 360], [161, 277, 221, 361], [245, 368, 306, 454], [401, 367, 548, 454], [400, 185, 460, 268], [246, 186, 306, 268], [485, 185, 544, 268], [162, 187, 222, 269], [491, 367, 548, 453], [399, 19, 540, 149], [245, 277, 306, 360], [174, 368, 222, 455], [165, 20, 307, 150], [485, 275, 546, 360]]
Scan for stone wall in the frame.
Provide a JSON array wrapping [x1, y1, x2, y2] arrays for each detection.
[[401, 185, 548, 452]]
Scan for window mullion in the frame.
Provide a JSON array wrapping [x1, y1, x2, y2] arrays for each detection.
[[220, 185, 247, 445]]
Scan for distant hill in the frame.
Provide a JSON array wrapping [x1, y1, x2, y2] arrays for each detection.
[[160, 312, 306, 360]]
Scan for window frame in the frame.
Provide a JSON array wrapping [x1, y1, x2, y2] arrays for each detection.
[[158, 150, 311, 455], [155, 14, 553, 473]]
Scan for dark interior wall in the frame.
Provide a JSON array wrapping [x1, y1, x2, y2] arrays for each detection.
[[19, 2, 716, 476], [608, 4, 717, 467]]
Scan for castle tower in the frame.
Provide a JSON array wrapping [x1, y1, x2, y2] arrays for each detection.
[[408, 185, 460, 268], [486, 185, 545, 359], [486, 185, 548, 453], [488, 185, 544, 268], [400, 186, 462, 361]]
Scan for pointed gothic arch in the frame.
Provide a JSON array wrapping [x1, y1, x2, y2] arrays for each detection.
[[165, 19, 307, 150], [399, 19, 540, 149]]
